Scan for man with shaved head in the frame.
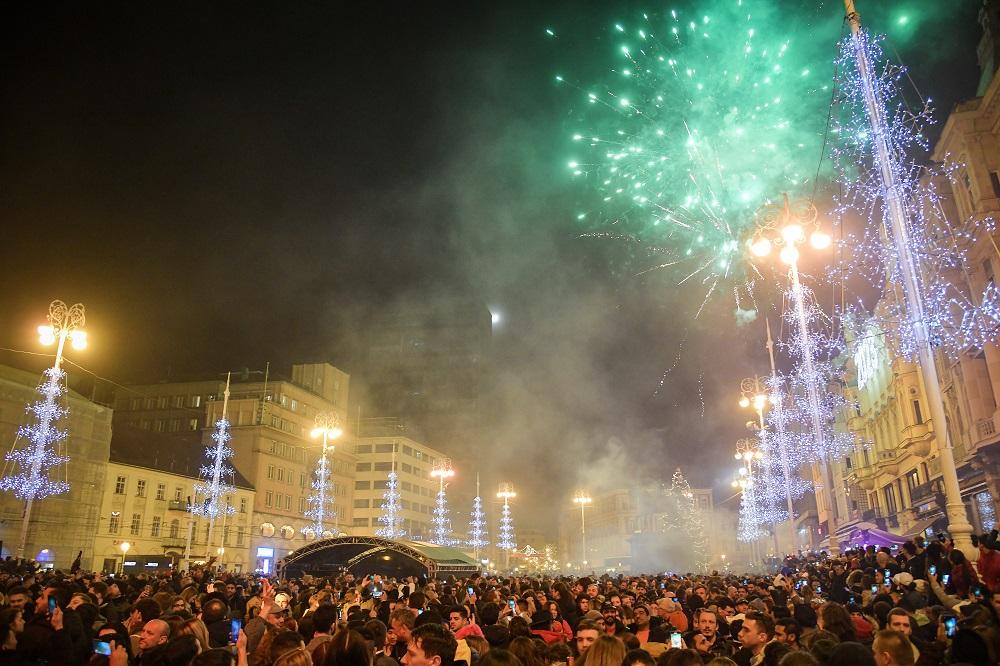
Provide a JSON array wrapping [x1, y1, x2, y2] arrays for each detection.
[[138, 618, 170, 663]]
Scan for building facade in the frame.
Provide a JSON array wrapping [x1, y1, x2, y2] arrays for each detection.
[[0, 364, 112, 569], [91, 426, 255, 573], [117, 362, 354, 574], [349, 418, 451, 540]]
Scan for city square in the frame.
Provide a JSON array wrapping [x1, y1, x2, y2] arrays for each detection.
[[1, 1, 1000, 664]]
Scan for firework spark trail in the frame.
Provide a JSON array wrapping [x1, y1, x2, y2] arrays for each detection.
[[560, 2, 835, 311]]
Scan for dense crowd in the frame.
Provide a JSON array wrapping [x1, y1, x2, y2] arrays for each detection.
[[1, 532, 999, 666]]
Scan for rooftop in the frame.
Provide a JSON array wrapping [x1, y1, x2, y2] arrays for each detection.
[[110, 424, 254, 490]]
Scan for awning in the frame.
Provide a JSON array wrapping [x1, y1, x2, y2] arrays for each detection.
[[904, 515, 946, 539], [842, 525, 909, 548]]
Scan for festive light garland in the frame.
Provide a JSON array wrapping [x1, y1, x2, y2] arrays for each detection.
[[375, 469, 405, 540], [430, 486, 453, 546], [497, 502, 517, 552], [831, 30, 1000, 358], [191, 417, 237, 531], [301, 448, 336, 539], [0, 368, 70, 501], [466, 494, 489, 552], [668, 468, 709, 572]]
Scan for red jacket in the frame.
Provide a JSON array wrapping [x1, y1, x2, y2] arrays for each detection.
[[978, 548, 1000, 591]]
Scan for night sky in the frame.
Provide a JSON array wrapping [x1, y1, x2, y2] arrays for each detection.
[[0, 1, 984, 530]]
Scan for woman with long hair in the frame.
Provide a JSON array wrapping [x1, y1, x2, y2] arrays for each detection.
[[546, 603, 572, 638], [175, 617, 212, 653], [508, 637, 545, 666], [947, 548, 980, 598], [817, 603, 857, 643], [576, 636, 625, 666], [551, 583, 578, 629], [324, 628, 374, 666]]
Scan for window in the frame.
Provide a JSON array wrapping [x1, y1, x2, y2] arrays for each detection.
[[355, 481, 370, 490], [354, 499, 371, 508], [402, 463, 412, 474], [375, 443, 395, 453], [401, 500, 411, 509], [154, 419, 165, 432], [287, 469, 294, 485], [356, 463, 372, 472], [240, 498, 247, 513], [188, 418, 199, 431], [267, 465, 275, 480], [168, 419, 180, 432], [991, 171, 1000, 198], [906, 469, 920, 492], [913, 400, 924, 425], [884, 485, 898, 515], [374, 462, 392, 471], [169, 519, 179, 539], [172, 395, 185, 408], [265, 491, 273, 507], [130, 398, 141, 410], [136, 480, 146, 497], [403, 446, 413, 456], [844, 456, 853, 470], [237, 528, 245, 546], [189, 395, 202, 408], [277, 468, 284, 482], [353, 518, 369, 527], [414, 451, 423, 460], [156, 483, 166, 501], [151, 516, 161, 537], [114, 476, 126, 495], [109, 513, 120, 534], [156, 396, 168, 409], [284, 495, 291, 510], [223, 526, 231, 545], [174, 487, 183, 501], [402, 482, 412, 491], [290, 399, 298, 412], [130, 513, 141, 536], [299, 497, 306, 513], [374, 481, 388, 490], [300, 473, 306, 488]]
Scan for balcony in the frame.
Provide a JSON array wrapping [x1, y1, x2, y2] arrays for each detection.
[[899, 423, 933, 457], [910, 480, 935, 504], [851, 465, 878, 491], [876, 449, 900, 475], [167, 500, 187, 511]]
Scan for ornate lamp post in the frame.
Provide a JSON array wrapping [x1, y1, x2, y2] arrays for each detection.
[[430, 459, 455, 545], [7, 301, 86, 559], [304, 413, 343, 539], [748, 194, 840, 552]]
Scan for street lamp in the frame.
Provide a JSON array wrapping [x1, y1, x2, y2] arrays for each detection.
[[13, 301, 86, 560], [572, 491, 591, 567], [430, 459, 456, 545], [120, 541, 131, 574], [747, 193, 840, 552], [306, 413, 342, 538]]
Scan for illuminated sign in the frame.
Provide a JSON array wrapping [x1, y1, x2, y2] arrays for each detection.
[[855, 328, 881, 390]]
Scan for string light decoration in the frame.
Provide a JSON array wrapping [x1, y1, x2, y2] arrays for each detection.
[[430, 459, 455, 546], [668, 468, 709, 572], [191, 376, 236, 549], [497, 483, 517, 552], [1, 368, 71, 501], [558, 3, 831, 312], [375, 463, 404, 540], [466, 477, 489, 559], [3, 300, 86, 558], [301, 413, 343, 540], [831, 30, 999, 359]]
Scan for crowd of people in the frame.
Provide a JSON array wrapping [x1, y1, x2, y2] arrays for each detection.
[[0, 531, 999, 666]]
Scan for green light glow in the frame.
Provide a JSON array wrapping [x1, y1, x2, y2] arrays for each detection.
[[562, 1, 831, 295]]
